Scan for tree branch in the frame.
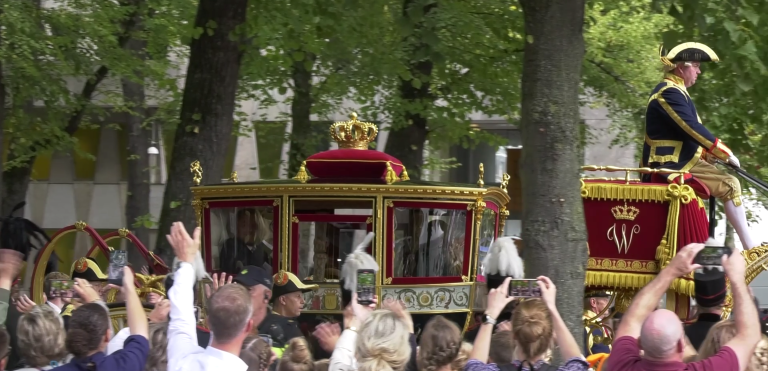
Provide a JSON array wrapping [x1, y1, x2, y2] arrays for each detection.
[[586, 58, 639, 95], [64, 5, 139, 135]]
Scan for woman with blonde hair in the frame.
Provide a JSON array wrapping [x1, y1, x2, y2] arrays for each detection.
[[145, 322, 169, 371], [278, 337, 315, 371], [465, 277, 588, 371], [15, 305, 69, 370], [697, 320, 768, 371], [329, 295, 414, 371], [418, 316, 462, 371]]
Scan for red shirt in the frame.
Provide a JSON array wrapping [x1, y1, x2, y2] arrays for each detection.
[[606, 336, 739, 371]]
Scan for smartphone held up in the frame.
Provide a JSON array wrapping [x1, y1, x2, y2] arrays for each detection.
[[356, 269, 375, 305], [693, 246, 732, 273], [48, 279, 78, 299], [108, 250, 127, 286], [508, 279, 542, 298]]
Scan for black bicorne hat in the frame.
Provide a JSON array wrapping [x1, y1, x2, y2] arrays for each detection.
[[272, 270, 318, 301], [70, 257, 107, 281], [659, 42, 720, 65]]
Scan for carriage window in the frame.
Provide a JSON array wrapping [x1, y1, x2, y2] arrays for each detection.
[[208, 206, 275, 276], [392, 207, 467, 278], [295, 220, 370, 282], [292, 199, 375, 283], [477, 208, 496, 277]]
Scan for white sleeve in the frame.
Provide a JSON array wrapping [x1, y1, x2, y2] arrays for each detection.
[[166, 263, 203, 370], [107, 327, 132, 355], [329, 329, 358, 371]]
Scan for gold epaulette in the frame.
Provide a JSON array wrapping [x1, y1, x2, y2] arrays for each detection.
[[61, 304, 74, 317]]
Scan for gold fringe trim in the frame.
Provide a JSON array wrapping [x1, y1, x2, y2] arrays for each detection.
[[585, 271, 654, 289], [581, 183, 670, 202], [585, 271, 695, 297]]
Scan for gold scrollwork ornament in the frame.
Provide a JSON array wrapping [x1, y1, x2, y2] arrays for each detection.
[[190, 160, 203, 186]]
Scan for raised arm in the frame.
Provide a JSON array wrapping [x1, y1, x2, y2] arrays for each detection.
[[123, 267, 149, 338], [616, 243, 704, 339], [469, 277, 514, 363], [721, 253, 761, 371], [538, 276, 584, 361], [166, 222, 204, 370], [0, 250, 22, 326], [656, 87, 733, 161]]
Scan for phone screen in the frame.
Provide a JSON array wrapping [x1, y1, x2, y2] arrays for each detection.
[[694, 246, 731, 266], [108, 250, 127, 285], [49, 279, 77, 299], [357, 269, 375, 305], [508, 279, 541, 298]]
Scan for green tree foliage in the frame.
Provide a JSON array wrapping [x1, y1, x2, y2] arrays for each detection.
[[0, 0, 193, 214], [660, 0, 768, 204]]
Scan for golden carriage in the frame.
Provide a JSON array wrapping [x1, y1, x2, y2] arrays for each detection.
[[185, 113, 510, 333], [27, 113, 509, 335]]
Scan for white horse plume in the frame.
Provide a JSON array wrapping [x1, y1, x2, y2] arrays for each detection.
[[483, 236, 524, 279]]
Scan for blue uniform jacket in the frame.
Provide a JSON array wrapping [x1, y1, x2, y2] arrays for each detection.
[[642, 74, 732, 183], [583, 326, 611, 356]]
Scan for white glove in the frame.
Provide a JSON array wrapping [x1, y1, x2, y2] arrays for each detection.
[[728, 156, 741, 168]]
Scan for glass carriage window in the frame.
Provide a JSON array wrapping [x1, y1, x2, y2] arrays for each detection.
[[292, 199, 374, 283], [477, 208, 497, 277], [208, 205, 276, 276], [392, 207, 468, 278]]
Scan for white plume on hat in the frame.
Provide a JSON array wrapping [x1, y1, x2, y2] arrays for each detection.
[[483, 236, 524, 279], [341, 232, 378, 291]]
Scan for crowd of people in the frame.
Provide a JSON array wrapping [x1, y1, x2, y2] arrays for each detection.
[[0, 220, 764, 371]]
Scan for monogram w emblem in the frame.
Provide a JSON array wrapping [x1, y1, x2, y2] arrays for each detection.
[[607, 224, 641, 254]]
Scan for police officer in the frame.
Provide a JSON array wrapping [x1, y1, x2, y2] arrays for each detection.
[[233, 265, 273, 329], [257, 270, 318, 359], [685, 270, 726, 350], [583, 290, 612, 356]]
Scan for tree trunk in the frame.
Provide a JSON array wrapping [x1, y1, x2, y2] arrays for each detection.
[[154, 0, 248, 260], [383, 0, 436, 180], [0, 62, 5, 211], [121, 1, 151, 264], [287, 50, 316, 177], [518, 0, 588, 356]]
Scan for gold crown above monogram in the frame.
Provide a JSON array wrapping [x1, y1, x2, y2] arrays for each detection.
[[611, 203, 640, 221], [329, 112, 378, 150]]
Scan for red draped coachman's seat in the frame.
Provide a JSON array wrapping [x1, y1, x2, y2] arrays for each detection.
[[581, 171, 709, 319]]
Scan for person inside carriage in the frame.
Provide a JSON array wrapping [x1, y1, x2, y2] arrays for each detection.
[[643, 42, 761, 251], [219, 208, 273, 277]]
